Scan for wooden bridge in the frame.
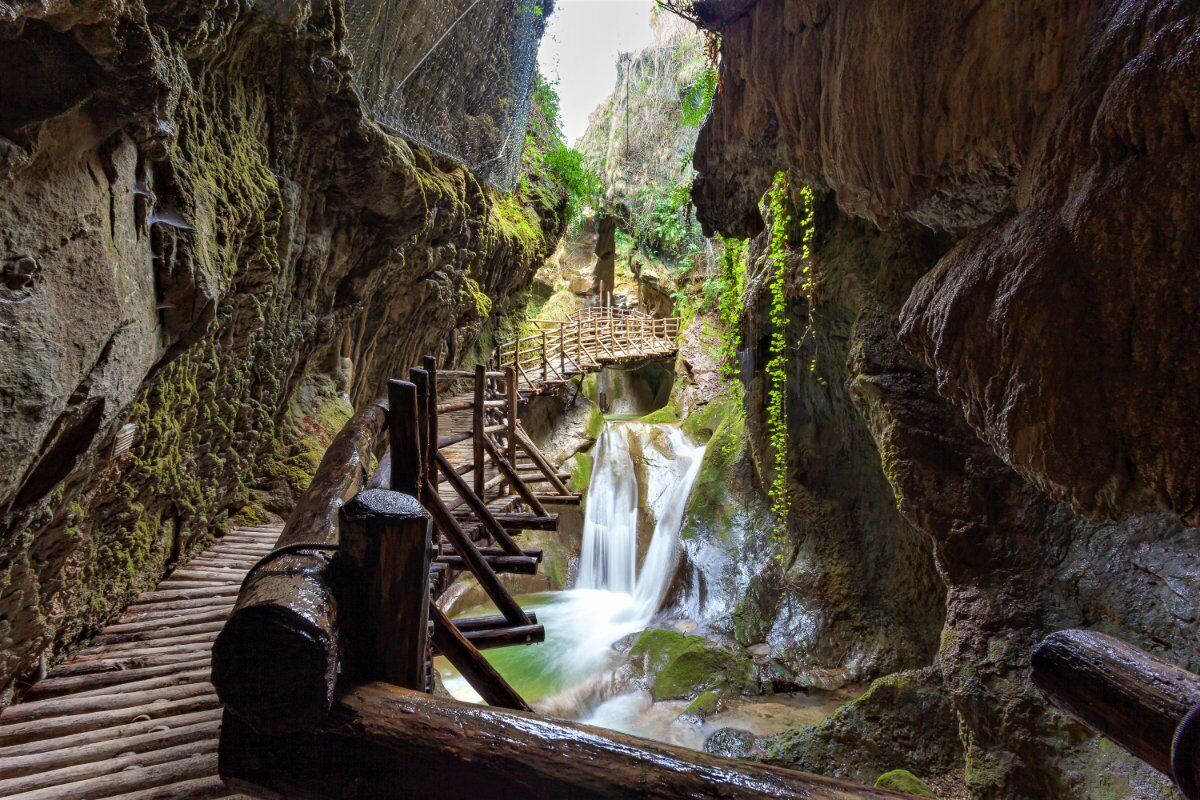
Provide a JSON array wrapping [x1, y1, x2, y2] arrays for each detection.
[[493, 306, 679, 397]]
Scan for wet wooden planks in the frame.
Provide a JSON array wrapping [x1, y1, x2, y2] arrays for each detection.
[[0, 525, 284, 800]]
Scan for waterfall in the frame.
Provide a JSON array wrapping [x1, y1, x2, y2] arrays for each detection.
[[440, 418, 706, 710], [576, 422, 706, 620]]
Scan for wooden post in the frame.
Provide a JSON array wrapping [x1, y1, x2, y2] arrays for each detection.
[[576, 319, 582, 368], [388, 380, 422, 496], [473, 364, 486, 497], [506, 367, 518, 488], [338, 489, 432, 690], [514, 334, 520, 380], [540, 331, 547, 382], [559, 326, 565, 375], [409, 369, 429, 503], [422, 356, 438, 504]]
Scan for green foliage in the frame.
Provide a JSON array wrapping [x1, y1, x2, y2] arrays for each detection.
[[680, 67, 718, 128], [520, 72, 601, 228], [712, 236, 747, 378]]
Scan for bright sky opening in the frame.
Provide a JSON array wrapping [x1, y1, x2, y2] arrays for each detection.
[[538, 0, 659, 145]]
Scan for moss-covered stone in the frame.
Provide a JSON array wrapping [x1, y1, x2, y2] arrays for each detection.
[[874, 770, 935, 797], [629, 627, 754, 702], [637, 401, 679, 424], [567, 451, 593, 493]]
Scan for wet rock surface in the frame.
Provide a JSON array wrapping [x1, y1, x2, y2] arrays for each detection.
[[690, 1, 1200, 797], [0, 0, 564, 695]]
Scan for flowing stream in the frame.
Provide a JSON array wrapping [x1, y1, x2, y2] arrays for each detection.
[[439, 420, 847, 747]]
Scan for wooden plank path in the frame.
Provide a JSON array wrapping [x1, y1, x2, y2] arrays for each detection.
[[0, 525, 283, 800]]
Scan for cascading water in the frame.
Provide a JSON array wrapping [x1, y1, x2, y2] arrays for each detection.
[[441, 420, 706, 708], [577, 422, 705, 618]]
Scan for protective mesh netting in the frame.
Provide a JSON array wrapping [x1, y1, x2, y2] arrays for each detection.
[[343, 0, 549, 191]]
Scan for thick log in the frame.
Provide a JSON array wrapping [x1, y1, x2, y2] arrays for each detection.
[[1031, 629, 1200, 780], [212, 399, 387, 732], [220, 682, 911, 800], [337, 489, 432, 690]]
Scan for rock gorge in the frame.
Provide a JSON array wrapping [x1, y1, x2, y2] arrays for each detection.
[[689, 0, 1199, 797], [0, 0, 566, 698]]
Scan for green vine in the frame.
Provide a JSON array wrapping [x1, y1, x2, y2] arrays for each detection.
[[763, 173, 816, 548], [713, 235, 747, 378]]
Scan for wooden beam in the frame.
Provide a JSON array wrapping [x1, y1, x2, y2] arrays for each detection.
[[429, 606, 531, 711], [220, 682, 914, 800], [423, 479, 530, 626], [473, 365, 486, 497], [434, 451, 524, 557], [388, 380, 421, 496]]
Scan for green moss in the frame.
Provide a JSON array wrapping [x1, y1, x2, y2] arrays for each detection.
[[638, 401, 678, 424], [280, 379, 354, 496], [461, 276, 493, 319], [874, 770, 935, 797], [680, 393, 746, 541], [567, 452, 593, 493], [629, 628, 754, 702], [491, 193, 544, 251], [684, 690, 721, 720], [584, 404, 605, 440]]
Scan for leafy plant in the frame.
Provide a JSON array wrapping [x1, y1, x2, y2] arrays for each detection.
[[680, 67, 718, 128]]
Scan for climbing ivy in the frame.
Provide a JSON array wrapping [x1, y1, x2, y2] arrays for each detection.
[[763, 173, 816, 547]]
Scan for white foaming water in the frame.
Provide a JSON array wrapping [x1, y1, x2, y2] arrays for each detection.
[[577, 422, 706, 619]]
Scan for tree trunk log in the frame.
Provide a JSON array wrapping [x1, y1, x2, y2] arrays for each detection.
[[220, 682, 912, 800]]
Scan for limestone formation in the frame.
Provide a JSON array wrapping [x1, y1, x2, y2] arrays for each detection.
[[0, 0, 565, 696]]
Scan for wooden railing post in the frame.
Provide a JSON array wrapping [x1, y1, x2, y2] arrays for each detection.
[[559, 325, 566, 375], [540, 331, 547, 381], [338, 489, 432, 691], [506, 367, 518, 484], [473, 364, 486, 497], [409, 368, 430, 503], [388, 379, 422, 495], [422, 355, 438, 502]]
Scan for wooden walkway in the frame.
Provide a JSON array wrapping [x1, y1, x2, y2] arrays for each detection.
[[0, 524, 282, 800], [0, 305, 679, 798]]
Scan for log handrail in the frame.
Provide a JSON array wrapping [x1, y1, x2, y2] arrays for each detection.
[[222, 682, 916, 799], [1032, 629, 1200, 798]]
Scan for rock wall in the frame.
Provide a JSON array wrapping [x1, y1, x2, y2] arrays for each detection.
[[0, 0, 564, 697], [690, 0, 1199, 796]]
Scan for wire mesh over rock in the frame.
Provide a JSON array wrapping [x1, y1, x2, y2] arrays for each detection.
[[344, 0, 550, 191]]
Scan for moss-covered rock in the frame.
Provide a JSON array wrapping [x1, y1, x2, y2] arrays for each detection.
[[762, 668, 961, 786], [629, 627, 755, 702], [874, 770, 935, 797]]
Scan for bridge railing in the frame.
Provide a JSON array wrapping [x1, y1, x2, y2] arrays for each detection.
[[493, 307, 680, 391]]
